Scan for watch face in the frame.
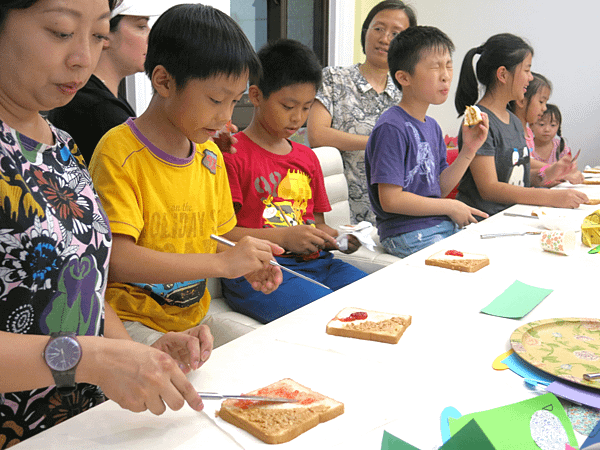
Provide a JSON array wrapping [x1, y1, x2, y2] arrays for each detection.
[[45, 336, 82, 371]]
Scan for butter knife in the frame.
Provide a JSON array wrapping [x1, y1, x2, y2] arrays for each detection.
[[480, 231, 542, 239], [198, 392, 298, 403], [210, 234, 332, 290]]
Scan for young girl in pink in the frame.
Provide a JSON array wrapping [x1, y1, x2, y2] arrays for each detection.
[[530, 104, 584, 185]]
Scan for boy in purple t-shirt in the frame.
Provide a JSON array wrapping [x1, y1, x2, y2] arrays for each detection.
[[365, 26, 489, 258]]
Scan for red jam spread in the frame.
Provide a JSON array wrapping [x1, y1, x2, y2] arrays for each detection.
[[233, 386, 317, 409], [445, 250, 464, 257], [339, 311, 368, 322]]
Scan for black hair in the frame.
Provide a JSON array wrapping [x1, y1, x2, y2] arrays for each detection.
[[388, 25, 454, 91], [0, 0, 121, 32], [144, 4, 260, 89], [361, 0, 417, 54], [109, 14, 124, 33], [251, 39, 322, 99], [508, 72, 552, 115], [539, 103, 565, 159], [455, 33, 534, 116]]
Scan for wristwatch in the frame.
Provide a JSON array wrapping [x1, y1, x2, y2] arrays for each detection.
[[43, 332, 82, 396]]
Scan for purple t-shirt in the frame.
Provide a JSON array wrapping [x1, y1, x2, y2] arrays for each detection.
[[365, 106, 450, 240]]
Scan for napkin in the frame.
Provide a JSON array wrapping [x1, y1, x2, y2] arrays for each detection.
[[480, 280, 553, 319], [336, 221, 377, 251]]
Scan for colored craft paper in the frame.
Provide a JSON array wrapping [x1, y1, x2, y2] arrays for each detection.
[[582, 417, 600, 448], [440, 420, 495, 450], [493, 349, 514, 370], [380, 430, 419, 450], [566, 445, 577, 450], [502, 352, 555, 386], [448, 393, 578, 449], [566, 404, 600, 436], [530, 410, 569, 450], [480, 280, 553, 319], [440, 406, 462, 443], [546, 380, 600, 410]]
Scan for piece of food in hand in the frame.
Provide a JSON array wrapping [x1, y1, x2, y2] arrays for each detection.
[[217, 378, 343, 444], [464, 105, 483, 127], [425, 249, 489, 273], [326, 307, 411, 344]]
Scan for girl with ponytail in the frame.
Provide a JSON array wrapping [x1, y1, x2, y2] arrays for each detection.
[[453, 33, 587, 216]]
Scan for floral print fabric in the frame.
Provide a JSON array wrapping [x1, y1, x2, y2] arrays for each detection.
[[0, 119, 111, 448], [315, 64, 401, 224]]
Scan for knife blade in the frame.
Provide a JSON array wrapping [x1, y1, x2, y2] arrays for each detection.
[[480, 231, 542, 239], [198, 392, 298, 403], [503, 212, 539, 219], [209, 234, 332, 291]]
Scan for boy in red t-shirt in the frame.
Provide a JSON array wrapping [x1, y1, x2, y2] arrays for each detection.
[[223, 39, 366, 323]]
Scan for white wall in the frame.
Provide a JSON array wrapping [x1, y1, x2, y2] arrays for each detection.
[[126, 0, 230, 115], [411, 0, 600, 169]]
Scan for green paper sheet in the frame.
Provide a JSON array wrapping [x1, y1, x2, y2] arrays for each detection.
[[448, 393, 577, 449], [380, 430, 419, 450], [480, 280, 553, 319], [440, 420, 495, 450]]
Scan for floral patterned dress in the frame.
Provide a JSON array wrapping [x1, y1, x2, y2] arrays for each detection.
[[0, 119, 111, 448], [315, 64, 402, 224]]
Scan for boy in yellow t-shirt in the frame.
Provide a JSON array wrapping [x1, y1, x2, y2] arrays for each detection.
[[89, 4, 283, 350]]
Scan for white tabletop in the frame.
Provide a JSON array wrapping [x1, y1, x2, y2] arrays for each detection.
[[14, 181, 600, 449]]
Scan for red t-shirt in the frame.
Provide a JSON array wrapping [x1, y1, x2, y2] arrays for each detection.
[[224, 132, 331, 229]]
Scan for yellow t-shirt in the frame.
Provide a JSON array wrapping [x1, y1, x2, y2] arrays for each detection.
[[89, 118, 236, 332]]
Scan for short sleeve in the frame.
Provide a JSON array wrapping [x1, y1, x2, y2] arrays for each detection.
[[214, 147, 237, 234], [223, 150, 244, 208], [89, 140, 144, 241], [315, 67, 335, 115], [368, 123, 409, 188]]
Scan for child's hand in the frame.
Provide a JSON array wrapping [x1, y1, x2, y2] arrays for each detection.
[[564, 170, 585, 185], [151, 324, 214, 373], [220, 236, 284, 279], [339, 235, 361, 254], [461, 112, 489, 156], [245, 264, 283, 294], [281, 225, 338, 254], [549, 189, 589, 208], [211, 121, 238, 154], [445, 199, 488, 227], [546, 154, 577, 184]]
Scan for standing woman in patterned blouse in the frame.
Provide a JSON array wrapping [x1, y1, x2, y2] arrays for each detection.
[[307, 0, 416, 224], [0, 1, 210, 447]]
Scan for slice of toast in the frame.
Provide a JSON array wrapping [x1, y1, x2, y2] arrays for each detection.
[[586, 199, 600, 205], [425, 249, 489, 273], [583, 179, 600, 185], [217, 378, 343, 444], [464, 105, 483, 127], [326, 307, 411, 344]]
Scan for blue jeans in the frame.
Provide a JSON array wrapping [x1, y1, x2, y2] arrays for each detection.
[[382, 221, 459, 258], [222, 251, 366, 324]]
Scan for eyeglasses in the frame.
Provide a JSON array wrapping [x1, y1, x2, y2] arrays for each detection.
[[366, 26, 400, 40]]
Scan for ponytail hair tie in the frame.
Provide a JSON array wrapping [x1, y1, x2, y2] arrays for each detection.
[[476, 46, 484, 54]]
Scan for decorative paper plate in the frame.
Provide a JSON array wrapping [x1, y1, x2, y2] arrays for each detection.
[[510, 318, 600, 389]]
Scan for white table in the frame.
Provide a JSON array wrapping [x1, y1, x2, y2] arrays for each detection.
[[14, 182, 600, 449]]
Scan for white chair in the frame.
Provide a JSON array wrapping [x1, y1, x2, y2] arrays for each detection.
[[311, 145, 400, 274]]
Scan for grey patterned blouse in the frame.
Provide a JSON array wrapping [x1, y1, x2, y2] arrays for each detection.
[[315, 63, 401, 224]]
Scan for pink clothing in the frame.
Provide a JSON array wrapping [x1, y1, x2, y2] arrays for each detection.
[[224, 132, 331, 229], [530, 136, 571, 164]]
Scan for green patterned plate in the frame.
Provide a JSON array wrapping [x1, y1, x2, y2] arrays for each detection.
[[510, 318, 600, 389]]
